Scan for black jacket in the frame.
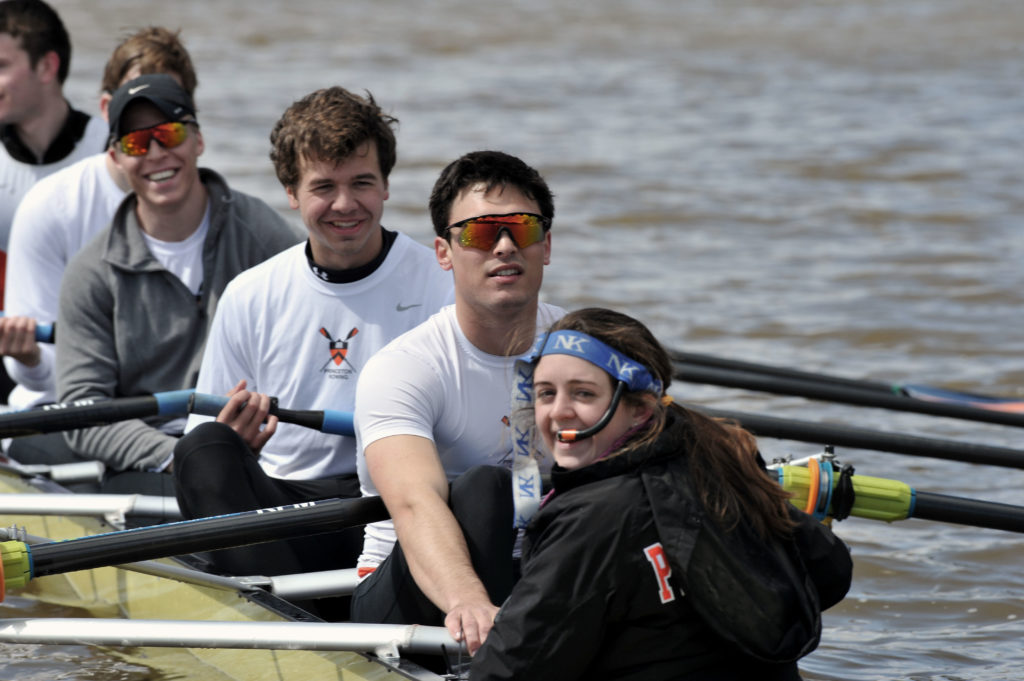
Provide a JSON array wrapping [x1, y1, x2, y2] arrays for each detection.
[[470, 411, 850, 681]]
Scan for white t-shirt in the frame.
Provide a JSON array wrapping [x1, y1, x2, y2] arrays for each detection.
[[355, 302, 565, 569], [185, 234, 454, 480], [0, 115, 108, 251], [141, 203, 210, 296], [3, 152, 126, 407]]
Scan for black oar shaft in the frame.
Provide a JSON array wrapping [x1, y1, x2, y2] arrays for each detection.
[[697, 405, 1024, 469], [0, 391, 194, 439], [675, 362, 1024, 429], [28, 496, 388, 578], [0, 396, 159, 438], [912, 491, 1024, 534], [670, 350, 895, 394]]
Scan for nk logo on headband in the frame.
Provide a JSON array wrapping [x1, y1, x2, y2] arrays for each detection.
[[605, 352, 641, 381], [552, 333, 589, 354]]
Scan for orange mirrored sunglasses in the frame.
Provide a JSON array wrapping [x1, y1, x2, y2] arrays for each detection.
[[444, 213, 550, 250], [117, 121, 193, 156]]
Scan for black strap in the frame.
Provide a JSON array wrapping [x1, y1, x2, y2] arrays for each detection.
[[830, 463, 856, 521]]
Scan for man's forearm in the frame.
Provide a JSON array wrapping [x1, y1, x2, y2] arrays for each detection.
[[64, 419, 177, 472], [392, 493, 492, 613]]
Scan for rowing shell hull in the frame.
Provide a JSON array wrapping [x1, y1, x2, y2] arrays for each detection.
[[0, 469, 437, 681]]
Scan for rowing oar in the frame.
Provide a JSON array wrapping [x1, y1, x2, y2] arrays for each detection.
[[695, 404, 1024, 469], [0, 618, 458, 655], [776, 464, 1024, 534], [671, 350, 1024, 427], [0, 525, 361, 599], [0, 495, 387, 600], [0, 391, 356, 438], [8, 390, 1014, 470]]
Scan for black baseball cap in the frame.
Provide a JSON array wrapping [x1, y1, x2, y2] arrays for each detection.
[[108, 74, 196, 139]]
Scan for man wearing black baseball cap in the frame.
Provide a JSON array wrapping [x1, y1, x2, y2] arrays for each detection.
[[106, 72, 197, 142], [54, 74, 302, 496]]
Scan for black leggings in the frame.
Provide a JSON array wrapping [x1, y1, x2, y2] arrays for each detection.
[[350, 464, 517, 626], [172, 422, 363, 578]]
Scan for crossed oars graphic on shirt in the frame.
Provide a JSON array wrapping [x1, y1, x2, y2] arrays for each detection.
[[319, 327, 359, 371]]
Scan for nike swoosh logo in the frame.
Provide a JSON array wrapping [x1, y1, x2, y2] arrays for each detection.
[[129, 84, 151, 95], [396, 302, 422, 312]]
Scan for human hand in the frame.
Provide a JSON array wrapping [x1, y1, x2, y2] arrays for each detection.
[[0, 315, 41, 366], [444, 598, 500, 656], [215, 380, 278, 454]]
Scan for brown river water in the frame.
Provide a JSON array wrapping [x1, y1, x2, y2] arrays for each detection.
[[2, 0, 1023, 678]]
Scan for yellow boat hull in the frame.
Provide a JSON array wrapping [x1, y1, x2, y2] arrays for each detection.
[[0, 470, 432, 681]]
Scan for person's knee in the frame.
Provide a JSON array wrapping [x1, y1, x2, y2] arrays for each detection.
[[174, 422, 246, 468], [173, 422, 253, 493]]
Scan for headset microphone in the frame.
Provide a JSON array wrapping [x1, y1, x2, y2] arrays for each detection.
[[556, 382, 626, 443]]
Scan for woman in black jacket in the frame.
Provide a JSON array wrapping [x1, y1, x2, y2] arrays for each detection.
[[470, 308, 852, 681]]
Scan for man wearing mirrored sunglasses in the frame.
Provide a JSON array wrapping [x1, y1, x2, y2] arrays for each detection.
[[352, 150, 563, 654], [54, 74, 302, 496]]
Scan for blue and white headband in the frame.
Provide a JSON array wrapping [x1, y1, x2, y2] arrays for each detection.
[[523, 330, 664, 395]]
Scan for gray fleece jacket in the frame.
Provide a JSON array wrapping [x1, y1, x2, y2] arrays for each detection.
[[56, 168, 303, 472]]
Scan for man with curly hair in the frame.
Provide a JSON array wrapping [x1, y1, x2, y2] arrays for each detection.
[[172, 87, 452, 605]]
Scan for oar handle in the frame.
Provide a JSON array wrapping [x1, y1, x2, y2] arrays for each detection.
[[0, 313, 55, 343], [187, 393, 354, 436]]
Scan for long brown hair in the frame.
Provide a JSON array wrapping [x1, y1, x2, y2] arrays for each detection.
[[547, 308, 795, 539]]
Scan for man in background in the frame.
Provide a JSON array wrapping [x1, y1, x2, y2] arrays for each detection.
[[0, 0, 108, 399], [56, 74, 300, 495]]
